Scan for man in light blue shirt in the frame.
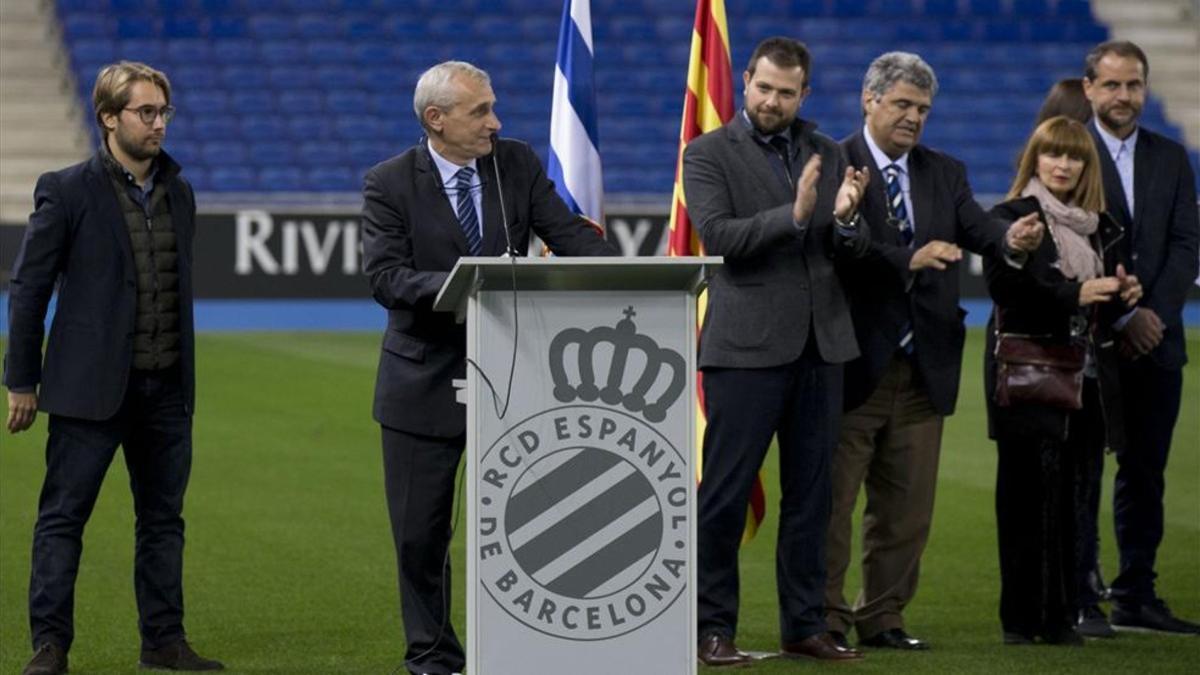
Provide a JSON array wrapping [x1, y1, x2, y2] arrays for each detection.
[[1083, 39, 1200, 636]]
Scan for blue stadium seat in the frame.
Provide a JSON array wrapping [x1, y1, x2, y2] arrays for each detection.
[[258, 167, 306, 191], [279, 90, 324, 112], [166, 39, 213, 65], [314, 65, 365, 88], [221, 64, 270, 89], [62, 14, 112, 40], [518, 16, 558, 38], [297, 13, 340, 38], [242, 116, 289, 141], [264, 66, 308, 89], [1012, 0, 1051, 16], [116, 16, 159, 39], [163, 16, 205, 38], [830, 0, 869, 17], [344, 15, 385, 39], [165, 140, 200, 166], [212, 39, 258, 64], [303, 166, 357, 191], [983, 20, 1026, 42], [921, 0, 958, 17], [191, 115, 240, 140], [307, 40, 354, 64], [967, 0, 1006, 16], [260, 41, 305, 65], [249, 141, 297, 165], [71, 39, 117, 65], [208, 16, 247, 38], [182, 167, 210, 191], [171, 65, 221, 89], [334, 115, 381, 140], [118, 38, 166, 63], [248, 15, 294, 39], [327, 90, 371, 114], [1056, 0, 1093, 18], [1029, 20, 1069, 42], [346, 141, 390, 169], [230, 90, 276, 112], [57, 0, 112, 11], [201, 141, 247, 166], [290, 115, 335, 140], [209, 166, 256, 191], [371, 93, 410, 116], [174, 89, 229, 113]]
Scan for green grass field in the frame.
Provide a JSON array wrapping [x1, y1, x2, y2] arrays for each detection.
[[1, 330, 1197, 674]]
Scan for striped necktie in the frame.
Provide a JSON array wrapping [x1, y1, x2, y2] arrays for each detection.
[[884, 163, 913, 246], [885, 163, 915, 354], [455, 166, 482, 256]]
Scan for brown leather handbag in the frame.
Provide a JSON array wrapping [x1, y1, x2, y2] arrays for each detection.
[[993, 306, 1087, 410]]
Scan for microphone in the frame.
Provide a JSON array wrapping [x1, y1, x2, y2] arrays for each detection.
[[490, 133, 515, 257]]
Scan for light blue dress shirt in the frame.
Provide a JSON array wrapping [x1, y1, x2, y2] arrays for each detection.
[[1093, 120, 1138, 217], [428, 140, 484, 241]]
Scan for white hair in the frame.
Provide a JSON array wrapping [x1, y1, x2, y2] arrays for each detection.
[[413, 61, 491, 130]]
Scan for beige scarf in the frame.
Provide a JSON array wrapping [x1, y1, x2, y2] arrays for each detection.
[[1021, 178, 1102, 281]]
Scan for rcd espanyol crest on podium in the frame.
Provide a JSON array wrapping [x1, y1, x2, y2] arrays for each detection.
[[477, 307, 690, 641]]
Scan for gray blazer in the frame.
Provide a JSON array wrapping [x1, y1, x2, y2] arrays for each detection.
[[683, 117, 870, 369]]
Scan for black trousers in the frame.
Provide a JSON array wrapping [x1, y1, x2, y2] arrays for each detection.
[[995, 380, 1102, 640], [29, 369, 191, 652], [381, 425, 465, 675], [1111, 360, 1183, 604], [696, 349, 842, 644]]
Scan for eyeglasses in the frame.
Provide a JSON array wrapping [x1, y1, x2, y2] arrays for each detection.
[[123, 105, 176, 125]]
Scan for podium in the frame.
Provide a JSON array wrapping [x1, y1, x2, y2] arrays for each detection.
[[434, 256, 721, 675]]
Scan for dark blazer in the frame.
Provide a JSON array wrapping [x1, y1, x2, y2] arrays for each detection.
[[1090, 124, 1199, 369], [361, 137, 617, 437], [3, 151, 197, 420], [839, 131, 1010, 415], [682, 117, 870, 369], [983, 196, 1126, 452]]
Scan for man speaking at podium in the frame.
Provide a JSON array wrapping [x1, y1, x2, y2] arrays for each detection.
[[360, 60, 616, 675]]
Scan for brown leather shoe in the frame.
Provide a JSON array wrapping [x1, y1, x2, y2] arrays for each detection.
[[698, 633, 753, 667], [781, 632, 864, 661], [22, 643, 67, 675]]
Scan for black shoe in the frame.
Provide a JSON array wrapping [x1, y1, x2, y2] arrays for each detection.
[[828, 630, 851, 650], [697, 633, 753, 667], [1112, 599, 1200, 635], [1003, 631, 1035, 645], [139, 640, 224, 671], [22, 643, 67, 675], [1043, 627, 1085, 646], [860, 628, 930, 651], [1077, 605, 1117, 638]]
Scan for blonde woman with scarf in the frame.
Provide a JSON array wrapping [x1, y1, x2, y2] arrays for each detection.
[[982, 116, 1142, 646]]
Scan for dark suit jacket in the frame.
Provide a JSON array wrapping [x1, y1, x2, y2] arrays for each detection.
[[838, 131, 1010, 415], [3, 151, 197, 420], [682, 117, 870, 369], [1090, 124, 1199, 370], [982, 196, 1126, 452], [361, 137, 617, 438]]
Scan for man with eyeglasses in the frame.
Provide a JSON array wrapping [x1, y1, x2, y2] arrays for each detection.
[[5, 61, 222, 674]]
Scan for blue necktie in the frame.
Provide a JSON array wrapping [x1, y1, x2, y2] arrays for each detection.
[[885, 163, 915, 354], [885, 164, 913, 246], [455, 166, 482, 256]]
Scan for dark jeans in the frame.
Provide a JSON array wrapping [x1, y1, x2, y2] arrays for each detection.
[[1074, 380, 1106, 608], [697, 349, 842, 644], [995, 380, 1101, 640], [381, 425, 465, 675], [1111, 360, 1183, 604], [29, 369, 191, 652]]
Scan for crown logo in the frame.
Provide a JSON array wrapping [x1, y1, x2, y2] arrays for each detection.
[[548, 307, 686, 423]]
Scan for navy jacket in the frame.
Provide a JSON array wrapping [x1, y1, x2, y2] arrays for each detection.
[[1090, 124, 1199, 370], [3, 151, 197, 420], [361, 137, 617, 438]]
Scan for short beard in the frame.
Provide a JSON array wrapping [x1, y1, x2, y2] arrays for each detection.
[[1099, 104, 1141, 133], [747, 107, 791, 136], [113, 128, 160, 162]]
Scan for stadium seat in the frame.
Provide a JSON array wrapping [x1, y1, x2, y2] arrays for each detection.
[[116, 16, 158, 38], [209, 166, 256, 191], [248, 141, 297, 165], [201, 141, 247, 166], [258, 167, 306, 191]]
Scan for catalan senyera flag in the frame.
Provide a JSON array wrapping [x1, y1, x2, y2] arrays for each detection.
[[668, 0, 766, 544]]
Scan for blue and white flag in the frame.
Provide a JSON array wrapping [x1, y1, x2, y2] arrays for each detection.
[[547, 0, 603, 223]]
